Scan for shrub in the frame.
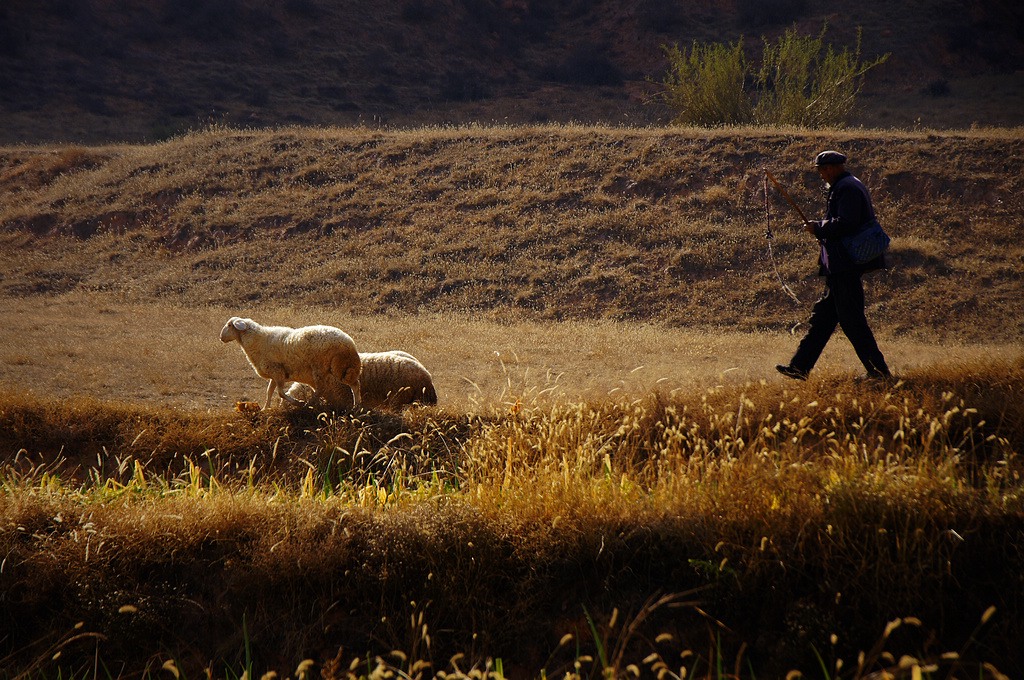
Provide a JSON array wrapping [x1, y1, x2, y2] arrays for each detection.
[[660, 39, 751, 126], [753, 26, 889, 128], [660, 25, 889, 128]]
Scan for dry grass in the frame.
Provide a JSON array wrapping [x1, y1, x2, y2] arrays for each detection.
[[1, 357, 1022, 678], [1, 124, 1023, 678], [2, 295, 1020, 414], [2, 125, 1023, 344]]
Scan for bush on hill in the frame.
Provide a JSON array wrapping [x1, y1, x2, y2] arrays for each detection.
[[661, 25, 889, 128]]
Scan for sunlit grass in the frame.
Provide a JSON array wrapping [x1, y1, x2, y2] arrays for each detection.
[[1, 357, 1020, 678], [2, 125, 1022, 345]]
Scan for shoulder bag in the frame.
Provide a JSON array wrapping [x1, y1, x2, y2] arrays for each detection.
[[842, 218, 890, 265]]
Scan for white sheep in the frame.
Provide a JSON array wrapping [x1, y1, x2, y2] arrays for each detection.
[[219, 316, 361, 410], [285, 350, 436, 410]]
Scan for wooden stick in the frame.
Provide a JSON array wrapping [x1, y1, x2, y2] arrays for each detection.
[[764, 170, 812, 227]]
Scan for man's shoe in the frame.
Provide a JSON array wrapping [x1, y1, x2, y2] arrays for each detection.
[[776, 364, 808, 381]]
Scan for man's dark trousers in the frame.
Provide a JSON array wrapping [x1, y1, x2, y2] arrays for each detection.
[[790, 271, 890, 376]]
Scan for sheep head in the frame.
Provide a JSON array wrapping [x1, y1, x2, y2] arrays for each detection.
[[220, 316, 252, 343]]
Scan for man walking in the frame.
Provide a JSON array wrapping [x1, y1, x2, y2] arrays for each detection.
[[776, 150, 892, 381]]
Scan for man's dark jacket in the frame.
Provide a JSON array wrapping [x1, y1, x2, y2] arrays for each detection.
[[811, 171, 886, 275]]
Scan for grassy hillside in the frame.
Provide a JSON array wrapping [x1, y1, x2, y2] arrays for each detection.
[[2, 0, 1023, 143], [2, 125, 1022, 343]]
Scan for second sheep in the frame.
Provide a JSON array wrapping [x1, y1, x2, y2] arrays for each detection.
[[285, 350, 436, 410]]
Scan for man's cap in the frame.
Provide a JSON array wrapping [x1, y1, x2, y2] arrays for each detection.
[[814, 150, 847, 166]]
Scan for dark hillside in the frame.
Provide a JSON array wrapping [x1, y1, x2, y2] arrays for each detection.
[[1, 0, 1022, 143]]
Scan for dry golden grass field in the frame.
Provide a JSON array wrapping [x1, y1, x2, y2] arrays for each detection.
[[1, 125, 1023, 679]]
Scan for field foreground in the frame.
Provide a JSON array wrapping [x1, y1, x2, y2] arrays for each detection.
[[1, 353, 1023, 679]]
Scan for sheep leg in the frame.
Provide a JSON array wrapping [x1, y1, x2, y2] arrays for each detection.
[[263, 380, 277, 410], [311, 372, 354, 410], [278, 383, 305, 406], [338, 365, 361, 407]]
